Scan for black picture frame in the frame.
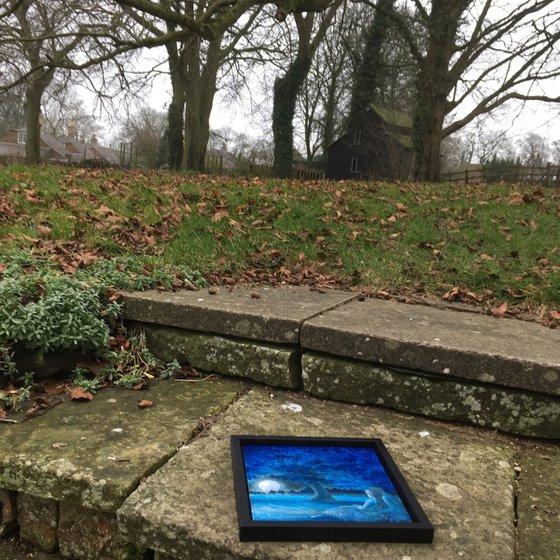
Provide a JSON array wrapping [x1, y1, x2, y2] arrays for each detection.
[[231, 435, 434, 543]]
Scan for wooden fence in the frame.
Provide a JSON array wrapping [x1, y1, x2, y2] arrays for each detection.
[[296, 167, 325, 180], [443, 164, 560, 187]]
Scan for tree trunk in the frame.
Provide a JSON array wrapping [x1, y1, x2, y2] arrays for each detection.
[[413, 1, 468, 182], [273, 17, 315, 178], [348, 0, 395, 121], [181, 34, 222, 171], [25, 86, 43, 165], [167, 78, 185, 170]]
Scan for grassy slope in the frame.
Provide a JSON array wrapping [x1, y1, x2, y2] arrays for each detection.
[[0, 164, 559, 314]]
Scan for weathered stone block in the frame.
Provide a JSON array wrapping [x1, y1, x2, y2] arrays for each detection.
[[122, 287, 356, 344], [17, 493, 58, 553], [0, 488, 16, 536], [119, 387, 516, 560], [0, 379, 240, 512], [517, 450, 560, 560], [301, 298, 560, 396], [135, 322, 301, 389], [58, 502, 142, 560], [301, 352, 560, 439]]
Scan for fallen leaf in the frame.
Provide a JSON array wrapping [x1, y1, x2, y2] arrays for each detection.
[[211, 209, 229, 222], [138, 399, 153, 409], [52, 442, 68, 449], [250, 291, 261, 299], [69, 386, 94, 401], [37, 225, 52, 237], [490, 302, 508, 317], [543, 310, 560, 329]]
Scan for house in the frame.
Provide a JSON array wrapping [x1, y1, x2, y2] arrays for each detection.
[[0, 126, 118, 165], [0, 127, 67, 162], [327, 105, 414, 181]]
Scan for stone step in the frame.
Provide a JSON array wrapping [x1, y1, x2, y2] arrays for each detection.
[[122, 286, 357, 345], [300, 297, 560, 397], [0, 378, 241, 559], [122, 288, 560, 439], [118, 387, 524, 560]]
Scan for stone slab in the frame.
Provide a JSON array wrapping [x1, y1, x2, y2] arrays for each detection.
[[302, 353, 560, 439], [0, 538, 64, 560], [135, 323, 301, 389], [122, 287, 356, 344], [118, 387, 516, 560], [17, 494, 58, 553], [0, 379, 240, 512], [58, 502, 142, 560], [301, 298, 560, 396], [517, 447, 560, 560]]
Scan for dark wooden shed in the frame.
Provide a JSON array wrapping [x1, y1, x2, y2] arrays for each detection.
[[327, 105, 414, 181]]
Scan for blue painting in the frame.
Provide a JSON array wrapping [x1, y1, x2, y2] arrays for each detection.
[[242, 444, 412, 523]]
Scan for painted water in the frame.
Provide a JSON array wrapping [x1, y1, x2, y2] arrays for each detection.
[[242, 444, 413, 523], [249, 491, 411, 522]]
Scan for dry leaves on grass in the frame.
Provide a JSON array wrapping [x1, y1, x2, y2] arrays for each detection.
[[442, 286, 483, 304]]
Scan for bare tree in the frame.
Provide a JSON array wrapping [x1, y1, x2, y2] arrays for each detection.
[[119, 104, 166, 168], [272, 0, 342, 177], [517, 132, 550, 167], [41, 84, 101, 140], [0, 0, 132, 164], [0, 87, 25, 136], [388, 0, 560, 181], [295, 1, 364, 162]]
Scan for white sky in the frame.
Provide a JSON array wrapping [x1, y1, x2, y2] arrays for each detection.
[[81, 32, 560, 159]]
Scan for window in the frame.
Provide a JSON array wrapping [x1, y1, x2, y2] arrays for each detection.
[[17, 131, 27, 145], [351, 158, 359, 173], [353, 129, 362, 145]]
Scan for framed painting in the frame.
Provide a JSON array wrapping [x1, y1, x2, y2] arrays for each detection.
[[231, 435, 434, 543]]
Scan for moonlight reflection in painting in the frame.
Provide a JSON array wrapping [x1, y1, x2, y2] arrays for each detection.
[[241, 443, 412, 523], [231, 436, 434, 542]]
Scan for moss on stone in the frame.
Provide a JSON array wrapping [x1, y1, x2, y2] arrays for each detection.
[[136, 323, 301, 389], [0, 379, 241, 511], [302, 353, 560, 439]]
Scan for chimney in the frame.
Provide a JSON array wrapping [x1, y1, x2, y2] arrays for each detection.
[[67, 119, 77, 138]]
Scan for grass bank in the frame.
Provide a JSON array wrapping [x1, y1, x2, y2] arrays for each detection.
[[0, 164, 559, 313]]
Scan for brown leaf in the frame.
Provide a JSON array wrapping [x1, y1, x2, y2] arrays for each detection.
[[490, 302, 508, 317], [52, 442, 68, 449], [69, 386, 94, 401], [208, 287, 218, 295], [250, 291, 261, 299], [509, 192, 524, 205], [96, 204, 114, 216], [543, 310, 560, 329], [138, 399, 153, 409], [211, 209, 229, 222], [37, 225, 52, 238]]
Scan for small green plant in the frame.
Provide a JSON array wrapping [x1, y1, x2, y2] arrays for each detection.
[[70, 368, 103, 394], [103, 330, 181, 388], [0, 358, 33, 417]]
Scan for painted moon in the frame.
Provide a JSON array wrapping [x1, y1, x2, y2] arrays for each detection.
[[257, 479, 282, 493]]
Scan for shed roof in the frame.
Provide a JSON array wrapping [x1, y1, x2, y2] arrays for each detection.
[[370, 105, 413, 129]]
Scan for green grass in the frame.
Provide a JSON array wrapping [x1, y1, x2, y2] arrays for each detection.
[[1, 165, 559, 312]]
